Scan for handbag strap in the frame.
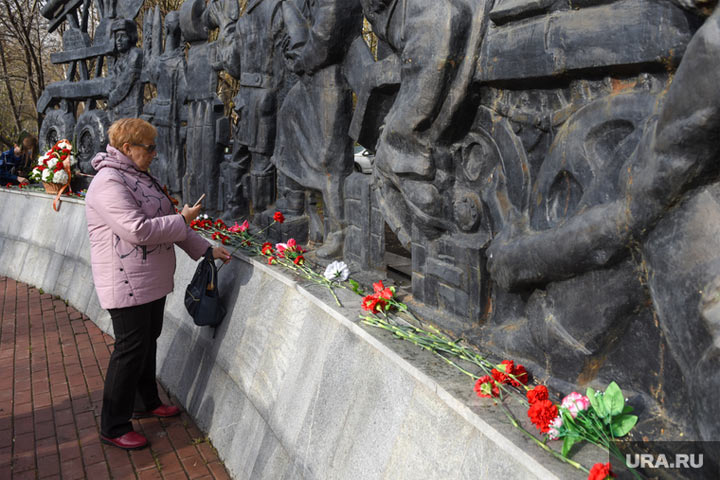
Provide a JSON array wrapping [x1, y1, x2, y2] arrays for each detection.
[[204, 247, 217, 291]]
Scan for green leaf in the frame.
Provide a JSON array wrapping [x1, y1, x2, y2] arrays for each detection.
[[610, 414, 638, 437], [562, 435, 580, 457], [603, 382, 625, 417], [349, 279, 363, 295], [587, 387, 608, 419], [622, 405, 634, 415]]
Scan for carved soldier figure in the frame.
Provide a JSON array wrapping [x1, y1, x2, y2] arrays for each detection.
[[107, 19, 143, 122], [180, 0, 227, 212], [273, 0, 363, 257], [360, 0, 473, 244], [144, 11, 188, 195], [221, 0, 286, 219]]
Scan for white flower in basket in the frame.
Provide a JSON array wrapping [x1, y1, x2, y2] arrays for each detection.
[[41, 168, 54, 182], [30, 139, 76, 189], [53, 169, 69, 185]]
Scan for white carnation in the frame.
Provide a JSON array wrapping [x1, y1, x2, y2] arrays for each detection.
[[53, 169, 69, 184], [324, 261, 350, 282], [56, 140, 71, 150], [46, 157, 58, 169], [41, 168, 53, 182]]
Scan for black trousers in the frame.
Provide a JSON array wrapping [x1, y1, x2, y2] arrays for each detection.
[[101, 296, 165, 438]]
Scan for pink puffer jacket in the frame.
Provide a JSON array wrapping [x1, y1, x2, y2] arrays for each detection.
[[86, 146, 210, 309]]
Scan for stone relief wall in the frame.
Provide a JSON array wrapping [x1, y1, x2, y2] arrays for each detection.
[[37, 0, 720, 444]]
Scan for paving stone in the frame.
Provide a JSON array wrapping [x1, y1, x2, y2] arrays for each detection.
[[0, 277, 230, 480]]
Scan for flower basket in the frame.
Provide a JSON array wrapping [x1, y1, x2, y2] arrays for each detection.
[[42, 182, 65, 195]]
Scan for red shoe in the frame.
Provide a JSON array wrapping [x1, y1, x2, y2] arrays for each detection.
[[100, 431, 148, 450], [132, 404, 181, 419]]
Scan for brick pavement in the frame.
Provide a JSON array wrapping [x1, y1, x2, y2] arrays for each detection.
[[0, 277, 232, 480]]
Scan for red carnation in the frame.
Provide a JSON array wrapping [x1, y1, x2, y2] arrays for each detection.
[[211, 232, 220, 240], [527, 385, 549, 405], [492, 360, 514, 384], [373, 281, 394, 300], [267, 256, 277, 265], [528, 399, 559, 433], [293, 255, 305, 265], [361, 294, 387, 313], [261, 243, 274, 255], [474, 375, 499, 398], [221, 236, 230, 245], [511, 364, 528, 386], [588, 462, 616, 480], [273, 211, 285, 223]]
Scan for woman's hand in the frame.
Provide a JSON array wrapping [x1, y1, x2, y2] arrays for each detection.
[[212, 246, 231, 264], [180, 203, 202, 223], [17, 176, 28, 184]]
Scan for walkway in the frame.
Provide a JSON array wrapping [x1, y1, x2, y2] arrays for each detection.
[[0, 277, 232, 480]]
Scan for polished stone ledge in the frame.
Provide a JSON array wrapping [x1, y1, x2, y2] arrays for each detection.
[[0, 188, 587, 479]]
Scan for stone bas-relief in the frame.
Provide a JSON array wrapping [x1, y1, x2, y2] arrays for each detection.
[[36, 0, 720, 446], [142, 8, 188, 196]]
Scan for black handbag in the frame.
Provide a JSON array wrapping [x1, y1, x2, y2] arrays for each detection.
[[185, 247, 226, 331]]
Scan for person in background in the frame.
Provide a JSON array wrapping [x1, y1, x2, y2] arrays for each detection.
[[0, 135, 37, 184], [85, 118, 231, 450]]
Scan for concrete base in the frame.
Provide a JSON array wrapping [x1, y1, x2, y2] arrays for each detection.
[[0, 188, 589, 479]]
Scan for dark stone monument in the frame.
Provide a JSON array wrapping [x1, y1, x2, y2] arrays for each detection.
[[220, 0, 286, 220], [272, 0, 364, 257], [107, 19, 144, 122], [180, 0, 228, 212], [483, 5, 720, 443], [36, 0, 720, 446], [143, 8, 188, 196]]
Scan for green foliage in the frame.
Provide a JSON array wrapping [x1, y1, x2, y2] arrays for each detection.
[[610, 414, 638, 437], [349, 279, 363, 295], [587, 383, 637, 439], [603, 382, 625, 417], [586, 387, 607, 418], [562, 434, 580, 457]]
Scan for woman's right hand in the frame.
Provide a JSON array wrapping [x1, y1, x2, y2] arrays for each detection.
[[180, 203, 202, 224]]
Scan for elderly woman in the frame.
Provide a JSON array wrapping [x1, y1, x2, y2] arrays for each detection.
[[86, 118, 230, 450]]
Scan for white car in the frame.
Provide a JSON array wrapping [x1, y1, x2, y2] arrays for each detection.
[[353, 146, 374, 174]]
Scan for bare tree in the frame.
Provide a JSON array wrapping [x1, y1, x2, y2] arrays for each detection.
[[0, 0, 64, 148]]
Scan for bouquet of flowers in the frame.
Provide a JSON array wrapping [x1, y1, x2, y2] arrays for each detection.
[[29, 139, 77, 193]]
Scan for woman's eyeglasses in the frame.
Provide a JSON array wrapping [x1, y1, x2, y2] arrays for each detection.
[[132, 143, 156, 152]]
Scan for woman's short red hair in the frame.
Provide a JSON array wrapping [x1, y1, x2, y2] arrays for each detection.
[[107, 118, 157, 148]]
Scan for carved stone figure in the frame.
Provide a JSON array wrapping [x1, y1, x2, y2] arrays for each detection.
[[35, 0, 720, 447], [220, 0, 286, 220], [107, 19, 143, 121], [273, 0, 363, 257], [143, 10, 188, 195], [180, 0, 228, 212], [486, 7, 720, 442], [361, 0, 476, 245]]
